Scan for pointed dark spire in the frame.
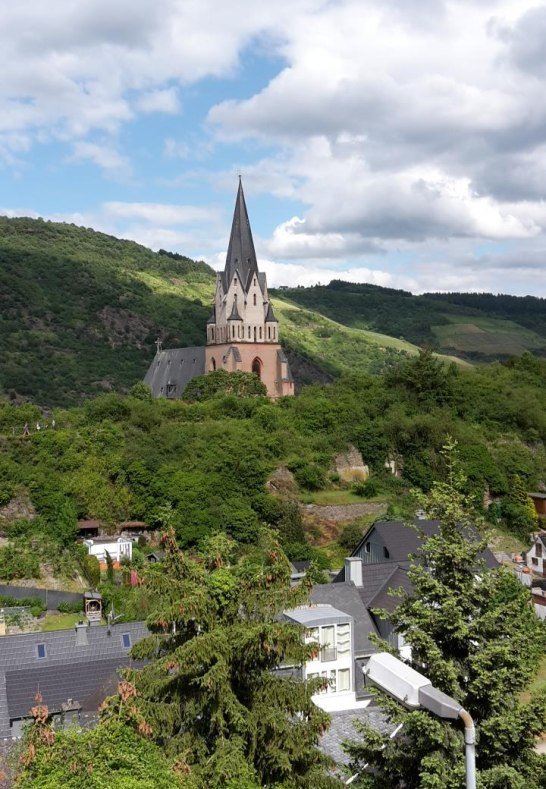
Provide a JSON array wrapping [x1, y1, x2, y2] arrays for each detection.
[[223, 178, 259, 292]]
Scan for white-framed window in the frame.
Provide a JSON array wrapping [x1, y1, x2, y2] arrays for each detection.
[[338, 668, 350, 691]]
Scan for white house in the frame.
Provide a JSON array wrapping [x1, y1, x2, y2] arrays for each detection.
[[83, 536, 132, 564], [283, 604, 371, 712], [524, 532, 546, 576]]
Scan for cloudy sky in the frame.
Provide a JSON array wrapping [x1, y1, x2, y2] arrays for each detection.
[[1, 0, 546, 296]]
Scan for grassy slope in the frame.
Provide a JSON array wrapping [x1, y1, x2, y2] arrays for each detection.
[[274, 282, 546, 362]]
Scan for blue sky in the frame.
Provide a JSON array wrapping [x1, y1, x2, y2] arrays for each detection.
[[1, 0, 546, 296]]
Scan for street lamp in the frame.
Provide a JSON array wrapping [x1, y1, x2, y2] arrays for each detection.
[[363, 652, 476, 789]]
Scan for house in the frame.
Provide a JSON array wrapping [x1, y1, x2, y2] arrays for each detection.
[[146, 550, 165, 563], [338, 519, 498, 570], [529, 492, 546, 517], [77, 519, 101, 538], [144, 178, 294, 400], [0, 621, 148, 739], [524, 532, 546, 575], [83, 536, 132, 566]]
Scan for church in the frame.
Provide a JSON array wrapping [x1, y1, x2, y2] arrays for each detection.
[[144, 178, 294, 399]]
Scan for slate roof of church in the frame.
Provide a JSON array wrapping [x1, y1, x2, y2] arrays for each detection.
[[143, 346, 206, 398], [222, 177, 259, 293], [265, 302, 278, 322], [0, 621, 148, 738]]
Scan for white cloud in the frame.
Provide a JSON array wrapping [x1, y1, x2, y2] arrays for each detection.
[[102, 201, 219, 225], [135, 88, 180, 114], [69, 141, 132, 175]]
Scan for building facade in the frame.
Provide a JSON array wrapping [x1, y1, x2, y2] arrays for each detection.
[[144, 178, 294, 399]]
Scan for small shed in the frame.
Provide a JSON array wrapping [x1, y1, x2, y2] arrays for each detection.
[[529, 492, 546, 517], [77, 519, 101, 537]]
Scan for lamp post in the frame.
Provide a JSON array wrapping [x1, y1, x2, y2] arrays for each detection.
[[363, 652, 476, 789]]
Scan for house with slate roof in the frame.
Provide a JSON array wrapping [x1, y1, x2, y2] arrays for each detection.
[[144, 178, 294, 400], [0, 620, 148, 739]]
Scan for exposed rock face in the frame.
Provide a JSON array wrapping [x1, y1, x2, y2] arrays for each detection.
[[332, 445, 369, 483], [266, 467, 297, 494], [0, 495, 36, 529]]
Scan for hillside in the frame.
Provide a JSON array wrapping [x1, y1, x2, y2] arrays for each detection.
[[272, 281, 546, 363], [0, 217, 458, 406]]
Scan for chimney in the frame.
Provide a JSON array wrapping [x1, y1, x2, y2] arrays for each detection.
[[75, 622, 89, 646], [345, 557, 363, 587]]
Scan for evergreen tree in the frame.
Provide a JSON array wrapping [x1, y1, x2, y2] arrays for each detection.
[[100, 529, 341, 788], [345, 440, 546, 788]]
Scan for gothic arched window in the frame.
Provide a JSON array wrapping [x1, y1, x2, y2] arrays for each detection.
[[252, 357, 262, 379]]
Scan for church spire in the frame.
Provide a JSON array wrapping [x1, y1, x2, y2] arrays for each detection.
[[223, 177, 258, 292]]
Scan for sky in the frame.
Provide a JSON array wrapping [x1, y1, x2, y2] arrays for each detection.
[[1, 0, 546, 297]]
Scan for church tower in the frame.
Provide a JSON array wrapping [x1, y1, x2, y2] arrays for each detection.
[[205, 178, 294, 398]]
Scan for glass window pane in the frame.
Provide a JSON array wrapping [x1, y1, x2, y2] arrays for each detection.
[[338, 668, 350, 691], [321, 626, 334, 647], [336, 623, 350, 655]]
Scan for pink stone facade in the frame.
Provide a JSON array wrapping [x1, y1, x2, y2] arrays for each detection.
[[205, 342, 294, 399]]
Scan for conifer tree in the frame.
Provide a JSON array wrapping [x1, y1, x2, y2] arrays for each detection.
[[345, 439, 546, 788], [101, 529, 341, 789]]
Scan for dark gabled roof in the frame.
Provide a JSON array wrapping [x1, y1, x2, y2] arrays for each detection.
[[143, 346, 206, 398], [353, 520, 498, 570], [6, 657, 136, 719], [265, 302, 278, 322], [291, 560, 311, 573], [0, 621, 148, 737], [530, 492, 546, 500], [207, 306, 216, 324], [228, 300, 242, 321], [222, 178, 258, 293], [366, 566, 413, 614], [310, 582, 377, 656], [319, 707, 390, 767]]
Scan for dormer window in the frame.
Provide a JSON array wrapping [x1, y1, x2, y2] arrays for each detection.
[[253, 294, 257, 306], [166, 383, 176, 398]]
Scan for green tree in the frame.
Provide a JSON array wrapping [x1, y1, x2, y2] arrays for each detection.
[[81, 553, 101, 589], [105, 550, 114, 585], [345, 440, 546, 788], [100, 529, 340, 788], [184, 369, 267, 401]]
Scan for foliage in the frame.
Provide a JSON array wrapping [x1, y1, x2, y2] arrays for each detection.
[[56, 600, 84, 614], [345, 440, 546, 788], [97, 530, 340, 788], [15, 697, 183, 789], [338, 522, 364, 552], [0, 542, 40, 580], [81, 554, 101, 589], [184, 369, 267, 401]]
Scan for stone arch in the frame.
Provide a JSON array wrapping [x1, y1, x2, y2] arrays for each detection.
[[251, 357, 263, 379], [209, 357, 216, 371]]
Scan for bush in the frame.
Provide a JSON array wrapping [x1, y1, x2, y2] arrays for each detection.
[[338, 522, 363, 552], [57, 600, 84, 614], [353, 478, 378, 498]]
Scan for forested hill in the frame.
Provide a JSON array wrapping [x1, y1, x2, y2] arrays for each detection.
[[0, 216, 213, 405], [1, 215, 545, 406], [272, 281, 546, 362]]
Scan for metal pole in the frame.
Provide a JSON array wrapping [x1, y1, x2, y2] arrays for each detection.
[[459, 709, 476, 789]]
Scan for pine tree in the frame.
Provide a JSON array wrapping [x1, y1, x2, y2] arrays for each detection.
[[101, 529, 341, 788], [345, 439, 546, 788]]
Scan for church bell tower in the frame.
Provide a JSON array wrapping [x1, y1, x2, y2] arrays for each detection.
[[205, 178, 294, 398]]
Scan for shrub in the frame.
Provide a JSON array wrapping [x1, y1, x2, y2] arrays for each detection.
[[81, 553, 100, 588], [57, 600, 84, 614], [338, 522, 363, 552]]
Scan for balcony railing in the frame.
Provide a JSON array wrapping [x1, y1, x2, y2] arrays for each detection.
[[320, 646, 337, 662]]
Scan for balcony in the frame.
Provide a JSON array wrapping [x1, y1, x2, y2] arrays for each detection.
[[320, 646, 337, 662]]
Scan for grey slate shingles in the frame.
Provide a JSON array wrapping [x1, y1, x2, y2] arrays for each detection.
[[0, 621, 148, 737]]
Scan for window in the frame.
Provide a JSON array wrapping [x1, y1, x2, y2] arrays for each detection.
[[537, 542, 543, 558], [268, 326, 271, 339], [532, 557, 539, 565], [383, 547, 390, 559], [259, 327, 262, 340], [338, 668, 350, 691], [336, 623, 350, 656], [166, 383, 176, 398], [248, 326, 251, 339], [365, 542, 371, 554], [253, 293, 257, 306], [320, 626, 336, 662], [306, 627, 319, 643], [122, 633, 132, 649], [329, 670, 337, 693], [36, 643, 46, 659]]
